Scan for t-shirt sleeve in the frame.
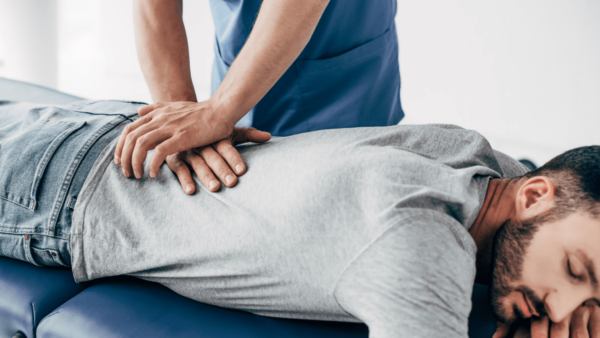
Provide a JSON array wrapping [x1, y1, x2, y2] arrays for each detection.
[[333, 211, 476, 338], [493, 149, 530, 178]]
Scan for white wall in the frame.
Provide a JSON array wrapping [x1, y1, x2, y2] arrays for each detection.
[[1, 0, 598, 165], [0, 0, 58, 88], [397, 0, 600, 165], [55, 0, 215, 103]]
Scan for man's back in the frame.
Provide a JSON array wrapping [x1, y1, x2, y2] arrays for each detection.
[[70, 123, 528, 336]]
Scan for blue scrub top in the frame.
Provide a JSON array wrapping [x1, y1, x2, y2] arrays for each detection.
[[209, 0, 403, 136]]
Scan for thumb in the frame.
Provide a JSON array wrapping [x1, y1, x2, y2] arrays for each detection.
[[530, 316, 549, 338], [231, 127, 271, 146], [493, 321, 511, 338]]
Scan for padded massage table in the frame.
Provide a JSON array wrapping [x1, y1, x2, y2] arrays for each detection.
[[0, 77, 498, 338]]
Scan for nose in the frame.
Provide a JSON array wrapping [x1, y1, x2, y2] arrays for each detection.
[[545, 292, 588, 323]]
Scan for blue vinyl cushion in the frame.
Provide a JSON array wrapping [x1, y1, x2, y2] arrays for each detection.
[[0, 78, 85, 338], [36, 277, 369, 338], [0, 257, 86, 338], [469, 283, 498, 338], [0, 76, 499, 337]]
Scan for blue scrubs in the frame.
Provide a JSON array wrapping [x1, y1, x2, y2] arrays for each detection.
[[209, 0, 403, 136]]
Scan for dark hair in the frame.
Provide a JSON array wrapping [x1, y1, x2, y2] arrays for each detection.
[[521, 146, 600, 220]]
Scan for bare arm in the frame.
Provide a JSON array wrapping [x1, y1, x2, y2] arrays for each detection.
[[133, 0, 197, 102], [211, 0, 330, 128], [116, 0, 330, 192]]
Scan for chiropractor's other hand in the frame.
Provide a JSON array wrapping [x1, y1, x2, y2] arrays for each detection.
[[114, 101, 234, 179], [529, 300, 600, 338], [493, 300, 600, 338], [166, 127, 271, 194]]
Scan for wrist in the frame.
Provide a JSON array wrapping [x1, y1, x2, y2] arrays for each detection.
[[207, 91, 241, 132], [204, 96, 234, 135], [152, 87, 197, 103]]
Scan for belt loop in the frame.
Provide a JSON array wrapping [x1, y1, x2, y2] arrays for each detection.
[[22, 234, 43, 267], [67, 196, 77, 210]]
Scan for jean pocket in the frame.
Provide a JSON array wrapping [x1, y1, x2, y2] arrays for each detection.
[[295, 28, 399, 129], [0, 109, 86, 211]]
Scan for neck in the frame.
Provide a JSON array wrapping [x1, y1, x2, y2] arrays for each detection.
[[469, 178, 519, 285]]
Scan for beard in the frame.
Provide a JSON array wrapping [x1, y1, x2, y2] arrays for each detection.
[[488, 217, 547, 324]]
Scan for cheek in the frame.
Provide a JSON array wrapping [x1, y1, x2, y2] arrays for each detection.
[[521, 242, 563, 290], [522, 258, 550, 286]]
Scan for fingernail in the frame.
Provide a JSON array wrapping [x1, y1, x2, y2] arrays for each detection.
[[209, 180, 218, 190], [149, 170, 155, 178], [115, 156, 120, 165], [186, 184, 193, 194], [226, 175, 234, 185], [122, 168, 129, 177], [235, 164, 244, 174]]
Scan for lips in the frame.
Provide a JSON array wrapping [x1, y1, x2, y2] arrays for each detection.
[[523, 293, 540, 317], [519, 292, 532, 318]]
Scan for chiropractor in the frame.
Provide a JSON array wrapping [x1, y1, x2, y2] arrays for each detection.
[[112, 1, 598, 337], [114, 0, 403, 194]]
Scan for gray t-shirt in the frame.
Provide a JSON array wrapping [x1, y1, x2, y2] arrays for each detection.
[[70, 124, 528, 337]]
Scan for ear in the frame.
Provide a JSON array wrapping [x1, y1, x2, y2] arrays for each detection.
[[515, 176, 556, 219]]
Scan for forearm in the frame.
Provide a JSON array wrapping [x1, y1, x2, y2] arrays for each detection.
[[133, 0, 197, 102], [210, 0, 330, 128]]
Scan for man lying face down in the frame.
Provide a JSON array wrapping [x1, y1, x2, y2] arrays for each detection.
[[1, 100, 599, 338]]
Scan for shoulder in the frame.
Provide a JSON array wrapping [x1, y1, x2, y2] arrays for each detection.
[[332, 210, 474, 337], [492, 149, 530, 178]]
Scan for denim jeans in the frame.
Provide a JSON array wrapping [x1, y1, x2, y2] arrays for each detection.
[[0, 100, 143, 267]]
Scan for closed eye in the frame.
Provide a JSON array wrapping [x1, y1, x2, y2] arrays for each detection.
[[567, 258, 583, 280]]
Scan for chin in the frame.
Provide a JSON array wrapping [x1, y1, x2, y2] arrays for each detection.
[[488, 216, 540, 324], [490, 287, 521, 324]]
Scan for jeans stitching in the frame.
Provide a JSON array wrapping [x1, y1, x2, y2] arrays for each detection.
[[30, 121, 87, 211], [23, 236, 43, 267], [46, 116, 128, 236], [30, 247, 69, 267], [0, 189, 31, 209]]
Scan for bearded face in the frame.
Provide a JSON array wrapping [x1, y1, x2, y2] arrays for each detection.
[[489, 217, 547, 323]]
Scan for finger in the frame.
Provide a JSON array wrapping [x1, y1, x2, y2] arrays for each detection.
[[230, 127, 271, 146], [148, 136, 184, 178], [493, 321, 511, 338], [514, 323, 532, 338], [121, 120, 163, 178], [166, 153, 196, 194], [570, 304, 591, 338], [184, 149, 220, 192], [114, 114, 153, 165], [531, 316, 550, 338], [137, 102, 166, 117], [197, 146, 238, 188], [550, 316, 570, 338], [213, 139, 246, 176], [132, 128, 171, 179], [589, 303, 600, 337]]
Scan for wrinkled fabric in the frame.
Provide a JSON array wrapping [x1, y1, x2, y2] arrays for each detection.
[[71, 124, 528, 336], [209, 0, 404, 135], [0, 100, 142, 266]]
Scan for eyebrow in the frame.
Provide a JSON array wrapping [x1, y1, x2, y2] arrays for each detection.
[[578, 250, 599, 291]]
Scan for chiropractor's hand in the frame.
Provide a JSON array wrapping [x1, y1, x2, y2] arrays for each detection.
[[493, 300, 600, 338], [165, 126, 271, 194], [113, 101, 269, 189]]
